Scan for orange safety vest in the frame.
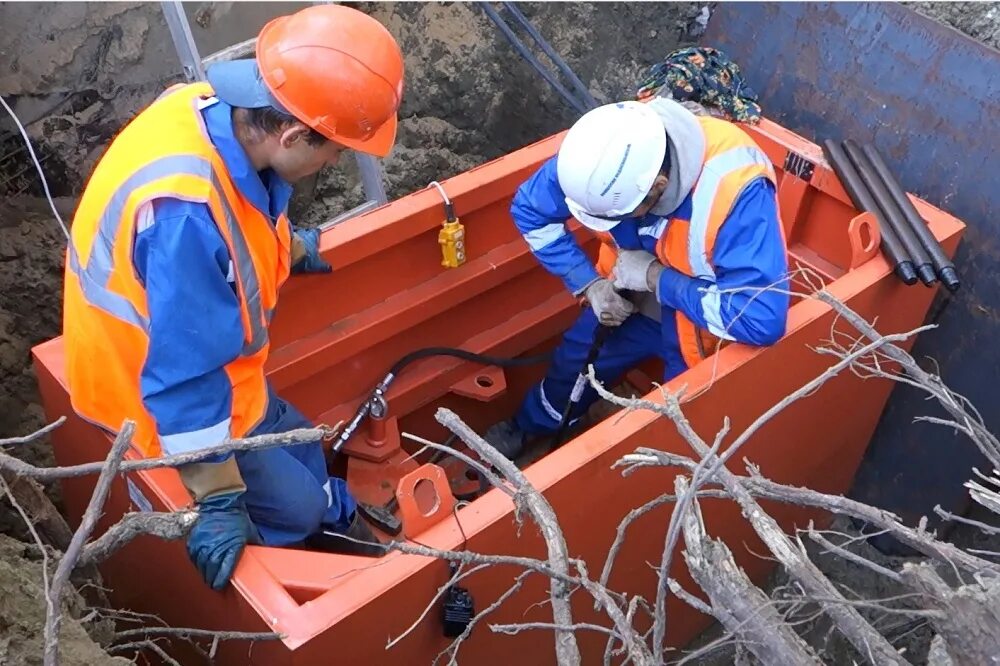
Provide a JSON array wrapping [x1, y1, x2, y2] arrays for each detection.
[[62, 82, 293, 457], [593, 115, 782, 368]]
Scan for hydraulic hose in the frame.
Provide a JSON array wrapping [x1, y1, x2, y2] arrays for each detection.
[[333, 346, 552, 452]]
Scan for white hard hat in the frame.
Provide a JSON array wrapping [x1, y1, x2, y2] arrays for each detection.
[[556, 101, 668, 232]]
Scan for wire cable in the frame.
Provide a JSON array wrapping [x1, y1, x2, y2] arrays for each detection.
[[0, 93, 70, 239]]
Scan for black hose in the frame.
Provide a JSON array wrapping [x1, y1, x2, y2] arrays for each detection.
[[389, 346, 551, 376], [821, 139, 917, 285], [860, 143, 960, 292], [477, 2, 591, 115], [334, 346, 552, 451], [842, 140, 937, 287], [499, 2, 598, 111]]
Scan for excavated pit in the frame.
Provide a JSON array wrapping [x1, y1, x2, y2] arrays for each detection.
[[1, 2, 999, 663]]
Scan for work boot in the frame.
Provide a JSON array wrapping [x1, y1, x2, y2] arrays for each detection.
[[303, 511, 388, 557], [482, 419, 526, 461]]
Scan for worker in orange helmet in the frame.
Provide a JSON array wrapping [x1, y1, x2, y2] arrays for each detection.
[[61, 5, 404, 590]]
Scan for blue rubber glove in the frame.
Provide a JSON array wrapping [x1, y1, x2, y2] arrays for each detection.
[[291, 228, 332, 274], [186, 491, 260, 590]]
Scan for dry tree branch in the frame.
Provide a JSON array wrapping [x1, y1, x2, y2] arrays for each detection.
[[109, 639, 183, 666], [44, 421, 133, 666], [113, 626, 282, 642], [626, 448, 999, 579], [0, 475, 54, 621], [0, 416, 66, 446], [651, 422, 729, 648], [675, 476, 820, 666], [435, 408, 582, 666], [805, 528, 903, 583], [489, 622, 620, 637], [589, 377, 910, 664], [933, 506, 1000, 536], [0, 424, 337, 482], [78, 511, 198, 567], [810, 288, 1000, 469], [900, 562, 1000, 664]]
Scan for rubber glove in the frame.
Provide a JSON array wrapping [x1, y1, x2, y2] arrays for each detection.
[[290, 228, 332, 274], [186, 491, 260, 590], [611, 249, 664, 293], [583, 279, 635, 326]]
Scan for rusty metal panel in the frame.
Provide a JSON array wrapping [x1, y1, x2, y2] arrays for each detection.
[[706, 2, 1000, 549]]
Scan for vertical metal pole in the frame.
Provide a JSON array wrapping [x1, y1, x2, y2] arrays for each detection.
[[355, 154, 389, 206], [309, 1, 388, 206], [161, 1, 207, 82]]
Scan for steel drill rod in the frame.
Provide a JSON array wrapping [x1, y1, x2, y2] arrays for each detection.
[[861, 143, 960, 292], [821, 139, 917, 285], [843, 140, 936, 286]]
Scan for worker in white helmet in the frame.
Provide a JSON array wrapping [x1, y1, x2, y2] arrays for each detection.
[[484, 97, 790, 459]]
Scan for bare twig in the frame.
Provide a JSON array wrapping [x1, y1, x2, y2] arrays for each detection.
[[489, 622, 620, 637], [436, 408, 582, 666], [0, 417, 66, 446], [653, 422, 729, 649], [113, 626, 282, 642], [79, 511, 198, 567], [0, 475, 54, 620], [590, 377, 910, 664], [0, 425, 335, 482], [599, 492, 678, 592], [386, 562, 492, 649], [806, 527, 903, 583], [44, 421, 133, 666], [433, 571, 534, 666], [109, 640, 182, 666]]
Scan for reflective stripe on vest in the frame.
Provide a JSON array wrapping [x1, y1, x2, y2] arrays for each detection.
[[686, 144, 773, 339], [68, 155, 272, 356]]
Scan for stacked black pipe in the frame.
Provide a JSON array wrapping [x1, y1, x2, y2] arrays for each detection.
[[821, 139, 960, 292]]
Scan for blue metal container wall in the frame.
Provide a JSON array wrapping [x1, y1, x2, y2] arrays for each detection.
[[705, 2, 1000, 546]]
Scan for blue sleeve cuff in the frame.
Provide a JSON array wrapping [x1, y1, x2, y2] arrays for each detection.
[[656, 267, 694, 310]]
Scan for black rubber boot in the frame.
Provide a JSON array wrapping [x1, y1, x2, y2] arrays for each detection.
[[303, 511, 388, 557], [482, 419, 527, 460]]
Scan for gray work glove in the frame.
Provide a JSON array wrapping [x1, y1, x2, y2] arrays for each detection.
[[611, 249, 663, 293], [583, 278, 635, 326]]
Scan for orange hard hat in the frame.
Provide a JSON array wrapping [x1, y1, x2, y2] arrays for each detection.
[[255, 5, 405, 157]]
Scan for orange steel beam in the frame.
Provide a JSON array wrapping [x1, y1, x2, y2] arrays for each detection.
[[315, 290, 578, 428]]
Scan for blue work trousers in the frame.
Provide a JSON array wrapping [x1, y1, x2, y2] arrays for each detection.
[[514, 307, 685, 434], [235, 387, 356, 546]]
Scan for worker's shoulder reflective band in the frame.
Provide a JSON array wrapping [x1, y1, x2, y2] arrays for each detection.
[[687, 145, 772, 281], [686, 145, 771, 341], [69, 155, 269, 358], [69, 154, 214, 332], [210, 174, 269, 357], [523, 223, 567, 251]]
